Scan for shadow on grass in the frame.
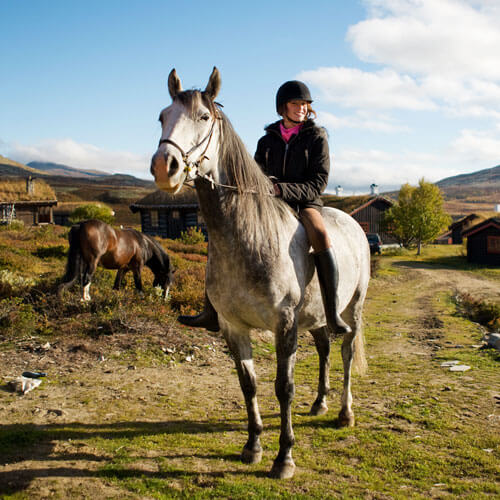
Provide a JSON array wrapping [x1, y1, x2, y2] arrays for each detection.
[[0, 413, 346, 494], [392, 257, 475, 271]]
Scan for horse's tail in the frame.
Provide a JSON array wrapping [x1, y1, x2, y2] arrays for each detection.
[[58, 224, 83, 295], [353, 324, 368, 376]]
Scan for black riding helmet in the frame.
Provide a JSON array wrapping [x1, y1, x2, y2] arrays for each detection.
[[276, 80, 313, 114]]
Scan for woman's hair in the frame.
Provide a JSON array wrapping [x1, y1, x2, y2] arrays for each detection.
[[277, 101, 317, 120]]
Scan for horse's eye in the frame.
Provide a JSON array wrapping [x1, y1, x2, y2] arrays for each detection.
[[200, 114, 210, 122]]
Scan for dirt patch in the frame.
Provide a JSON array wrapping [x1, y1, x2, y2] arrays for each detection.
[[1, 261, 499, 498]]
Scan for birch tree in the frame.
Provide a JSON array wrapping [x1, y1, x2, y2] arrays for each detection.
[[384, 179, 451, 255]]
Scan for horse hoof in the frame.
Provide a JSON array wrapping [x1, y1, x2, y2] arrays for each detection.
[[338, 409, 355, 427], [269, 459, 296, 479], [310, 403, 328, 416], [241, 446, 262, 464]]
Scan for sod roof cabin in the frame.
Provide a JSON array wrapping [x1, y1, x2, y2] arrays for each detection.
[[131, 189, 396, 243], [130, 188, 204, 239], [0, 177, 57, 225], [322, 195, 397, 244], [462, 216, 500, 266], [448, 214, 481, 244]]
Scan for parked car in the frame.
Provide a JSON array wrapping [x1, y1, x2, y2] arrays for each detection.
[[366, 233, 382, 255]]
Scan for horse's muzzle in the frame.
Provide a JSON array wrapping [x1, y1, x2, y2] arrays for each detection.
[[150, 149, 183, 193]]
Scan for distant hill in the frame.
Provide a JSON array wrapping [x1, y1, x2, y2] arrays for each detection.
[[436, 165, 500, 188], [27, 161, 108, 179], [0, 155, 47, 177], [0, 155, 154, 188]]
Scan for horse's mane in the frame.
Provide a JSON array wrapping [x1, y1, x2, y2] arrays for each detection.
[[217, 111, 293, 261], [173, 90, 294, 263]]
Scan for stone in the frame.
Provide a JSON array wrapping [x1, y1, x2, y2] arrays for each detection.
[[441, 360, 459, 367], [449, 365, 471, 372]]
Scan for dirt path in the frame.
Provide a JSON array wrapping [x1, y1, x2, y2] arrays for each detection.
[[1, 262, 499, 498], [393, 261, 500, 302]]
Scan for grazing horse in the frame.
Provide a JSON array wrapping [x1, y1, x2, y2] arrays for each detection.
[[150, 68, 370, 479], [58, 219, 173, 301]]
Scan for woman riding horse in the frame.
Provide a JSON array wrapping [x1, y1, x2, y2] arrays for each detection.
[[179, 80, 350, 335]]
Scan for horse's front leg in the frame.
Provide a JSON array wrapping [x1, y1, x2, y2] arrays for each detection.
[[223, 326, 263, 464], [132, 265, 143, 292], [270, 313, 298, 479], [113, 269, 125, 290]]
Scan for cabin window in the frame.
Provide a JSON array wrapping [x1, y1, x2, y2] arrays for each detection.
[[358, 222, 369, 233], [172, 210, 180, 219], [487, 235, 500, 254], [150, 210, 159, 228]]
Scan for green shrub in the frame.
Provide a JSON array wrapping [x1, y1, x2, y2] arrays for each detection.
[[178, 226, 206, 245], [33, 245, 67, 259], [69, 204, 115, 225], [0, 220, 25, 231], [454, 292, 500, 331], [0, 297, 37, 337]]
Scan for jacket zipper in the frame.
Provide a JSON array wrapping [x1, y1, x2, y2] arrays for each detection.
[[282, 143, 289, 177]]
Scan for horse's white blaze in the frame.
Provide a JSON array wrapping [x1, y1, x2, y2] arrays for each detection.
[[153, 99, 220, 193]]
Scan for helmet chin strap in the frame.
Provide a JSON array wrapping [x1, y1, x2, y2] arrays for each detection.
[[284, 114, 303, 126]]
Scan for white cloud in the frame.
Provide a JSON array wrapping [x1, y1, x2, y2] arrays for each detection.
[[328, 124, 500, 193], [2, 138, 151, 179], [351, 0, 500, 80], [299, 67, 436, 111], [300, 0, 500, 120], [451, 128, 500, 164], [329, 147, 449, 193], [317, 110, 410, 133]]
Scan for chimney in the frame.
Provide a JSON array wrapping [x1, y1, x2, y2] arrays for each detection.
[[26, 176, 35, 195]]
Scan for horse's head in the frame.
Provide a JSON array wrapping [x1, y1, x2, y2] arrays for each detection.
[[151, 67, 222, 193]]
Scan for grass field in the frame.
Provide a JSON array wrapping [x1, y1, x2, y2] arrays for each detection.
[[0, 225, 499, 499]]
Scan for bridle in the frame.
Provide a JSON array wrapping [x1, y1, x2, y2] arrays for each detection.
[[157, 110, 273, 195], [158, 117, 218, 182]]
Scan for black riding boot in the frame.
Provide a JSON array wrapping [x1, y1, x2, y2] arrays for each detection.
[[314, 248, 352, 335], [178, 292, 220, 332]]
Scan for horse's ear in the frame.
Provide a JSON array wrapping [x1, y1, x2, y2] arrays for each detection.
[[204, 66, 221, 100], [168, 69, 183, 99]]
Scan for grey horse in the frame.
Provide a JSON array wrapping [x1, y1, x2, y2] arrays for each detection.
[[150, 67, 371, 479]]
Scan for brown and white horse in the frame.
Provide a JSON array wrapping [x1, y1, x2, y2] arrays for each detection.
[[151, 68, 370, 479], [58, 219, 172, 301]]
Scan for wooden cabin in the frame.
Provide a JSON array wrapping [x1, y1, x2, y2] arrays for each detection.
[[0, 177, 57, 225], [462, 217, 500, 266], [130, 188, 204, 239], [448, 214, 480, 244], [323, 195, 397, 244]]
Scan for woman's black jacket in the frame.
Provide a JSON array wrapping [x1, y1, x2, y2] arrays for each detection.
[[254, 119, 330, 212]]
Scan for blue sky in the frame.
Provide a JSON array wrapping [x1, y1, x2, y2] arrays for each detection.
[[1, 0, 499, 194]]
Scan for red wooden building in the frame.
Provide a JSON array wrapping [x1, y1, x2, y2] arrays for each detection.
[[462, 217, 500, 266]]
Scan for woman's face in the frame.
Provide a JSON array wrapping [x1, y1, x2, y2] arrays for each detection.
[[285, 99, 309, 123]]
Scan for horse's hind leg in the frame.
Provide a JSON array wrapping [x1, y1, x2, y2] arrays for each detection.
[[223, 327, 263, 465], [338, 289, 367, 427], [81, 260, 98, 301], [309, 327, 330, 416]]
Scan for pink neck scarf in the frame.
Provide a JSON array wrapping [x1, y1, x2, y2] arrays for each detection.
[[280, 122, 303, 143]]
